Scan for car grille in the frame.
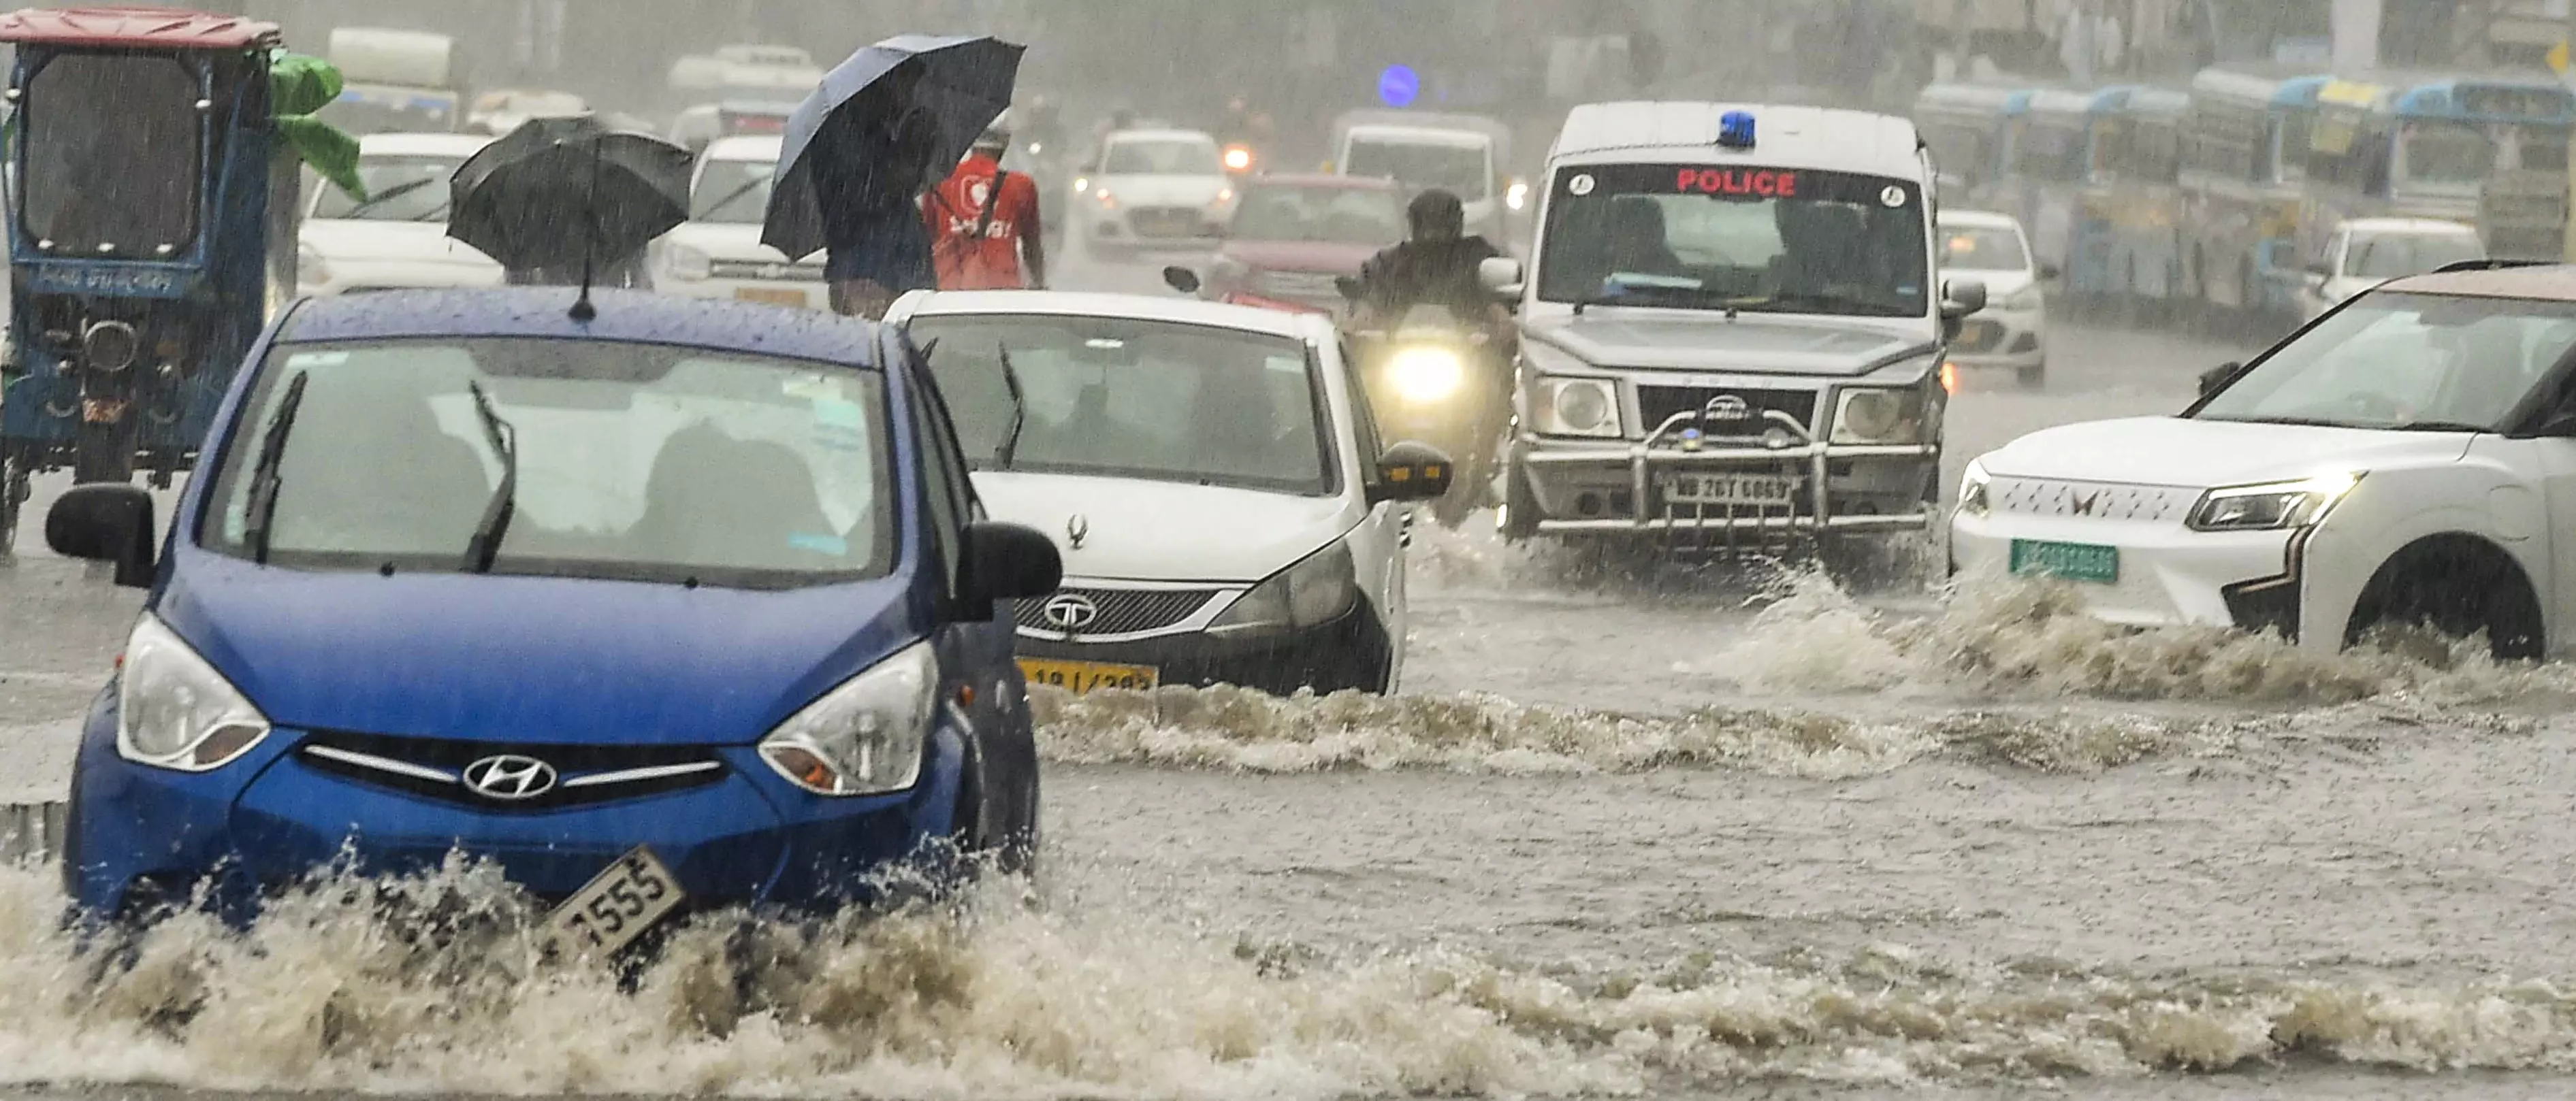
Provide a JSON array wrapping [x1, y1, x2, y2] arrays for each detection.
[[711, 259, 826, 282], [1129, 207, 1210, 239], [1988, 477, 2194, 523], [296, 730, 728, 812], [1635, 385, 1820, 438], [1013, 587, 1222, 636]]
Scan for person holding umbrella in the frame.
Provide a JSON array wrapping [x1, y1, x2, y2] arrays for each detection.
[[448, 114, 694, 301], [924, 122, 1046, 291]]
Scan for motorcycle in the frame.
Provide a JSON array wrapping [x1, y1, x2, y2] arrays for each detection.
[[1339, 290, 1509, 529]]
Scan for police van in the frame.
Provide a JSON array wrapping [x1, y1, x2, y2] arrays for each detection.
[[1496, 102, 1984, 563]]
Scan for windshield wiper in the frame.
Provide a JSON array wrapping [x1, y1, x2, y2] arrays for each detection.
[[241, 370, 310, 565], [2383, 420, 2490, 433], [337, 178, 435, 218], [697, 176, 769, 221], [995, 344, 1029, 470], [462, 381, 519, 574]]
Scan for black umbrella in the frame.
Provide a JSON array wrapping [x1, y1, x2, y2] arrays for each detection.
[[762, 34, 1025, 261], [449, 114, 694, 273]]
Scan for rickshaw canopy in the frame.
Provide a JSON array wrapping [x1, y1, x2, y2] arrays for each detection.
[[0, 7, 280, 50]]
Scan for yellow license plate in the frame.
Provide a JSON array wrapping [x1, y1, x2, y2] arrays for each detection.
[[1019, 658, 1159, 693], [735, 286, 807, 307]]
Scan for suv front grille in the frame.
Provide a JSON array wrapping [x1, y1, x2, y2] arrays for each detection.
[[710, 260, 826, 282], [297, 731, 728, 812], [1013, 587, 1221, 636], [1635, 386, 1819, 438]]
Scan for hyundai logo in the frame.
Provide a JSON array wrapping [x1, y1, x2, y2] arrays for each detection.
[[1703, 394, 1754, 422], [1042, 593, 1101, 631], [461, 754, 558, 801]]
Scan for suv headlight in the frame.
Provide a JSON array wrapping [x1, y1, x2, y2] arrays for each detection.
[[666, 244, 713, 282], [2185, 473, 2362, 532], [1831, 386, 1931, 444], [118, 614, 271, 772], [1957, 459, 1991, 517], [758, 640, 937, 796], [1532, 376, 1620, 438], [1210, 540, 1357, 636]]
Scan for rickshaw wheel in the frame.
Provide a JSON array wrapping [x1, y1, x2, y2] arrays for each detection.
[[0, 448, 22, 559]]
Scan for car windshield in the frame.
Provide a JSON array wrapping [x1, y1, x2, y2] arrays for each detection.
[[1344, 138, 1490, 197], [1104, 137, 1223, 176], [321, 93, 462, 138], [907, 314, 1334, 495], [2196, 292, 2576, 431], [1536, 163, 1931, 317], [1229, 185, 1405, 244], [201, 338, 894, 588], [312, 155, 472, 221], [690, 158, 779, 224], [20, 53, 201, 255], [2345, 233, 2483, 279], [1939, 224, 2029, 272]]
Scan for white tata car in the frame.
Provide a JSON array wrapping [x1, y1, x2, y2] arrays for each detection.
[[1953, 263, 2576, 659], [1938, 210, 2052, 389], [1074, 129, 1236, 256], [654, 135, 825, 310], [886, 291, 1453, 695], [296, 133, 502, 296]]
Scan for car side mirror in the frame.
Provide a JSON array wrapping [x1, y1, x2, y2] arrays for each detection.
[[2037, 262, 2062, 282], [1161, 265, 1202, 295], [2199, 361, 2244, 398], [1369, 440, 1457, 504], [961, 520, 1063, 618], [1940, 278, 1988, 318], [1334, 274, 1364, 303], [46, 483, 156, 588], [1477, 256, 1525, 299]]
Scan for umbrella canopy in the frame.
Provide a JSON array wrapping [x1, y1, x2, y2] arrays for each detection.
[[449, 114, 694, 273], [762, 34, 1024, 261]]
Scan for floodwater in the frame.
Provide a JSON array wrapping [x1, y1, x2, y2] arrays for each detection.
[[10, 265, 2576, 1099]]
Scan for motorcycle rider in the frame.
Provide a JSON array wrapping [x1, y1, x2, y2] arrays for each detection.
[[1355, 188, 1510, 340]]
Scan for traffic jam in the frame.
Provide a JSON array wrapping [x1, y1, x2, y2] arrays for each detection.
[[7, 3, 2576, 1100]]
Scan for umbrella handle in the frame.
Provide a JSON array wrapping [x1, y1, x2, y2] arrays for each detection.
[[571, 133, 603, 322]]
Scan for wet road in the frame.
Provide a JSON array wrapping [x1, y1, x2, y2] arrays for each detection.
[[16, 261, 2576, 1097]]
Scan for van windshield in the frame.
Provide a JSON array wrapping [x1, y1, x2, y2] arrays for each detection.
[[1536, 163, 1930, 318], [201, 339, 895, 589]]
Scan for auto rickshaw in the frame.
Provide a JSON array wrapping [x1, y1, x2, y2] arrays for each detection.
[[0, 7, 305, 555]]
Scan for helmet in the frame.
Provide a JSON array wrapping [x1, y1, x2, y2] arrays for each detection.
[[1407, 188, 1466, 243]]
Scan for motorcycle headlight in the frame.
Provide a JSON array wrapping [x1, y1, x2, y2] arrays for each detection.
[[1831, 387, 1929, 444], [1957, 459, 1992, 518], [1210, 540, 1357, 636], [1533, 376, 1620, 438], [758, 640, 937, 797], [1387, 346, 1465, 404], [2185, 473, 2362, 533], [118, 614, 271, 772], [666, 244, 713, 282]]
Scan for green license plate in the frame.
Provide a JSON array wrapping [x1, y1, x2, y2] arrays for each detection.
[[2009, 539, 2119, 584]]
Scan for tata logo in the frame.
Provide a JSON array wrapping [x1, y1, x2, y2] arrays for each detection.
[[1042, 593, 1100, 631], [1703, 394, 1754, 422], [461, 755, 558, 801], [2070, 491, 2101, 516]]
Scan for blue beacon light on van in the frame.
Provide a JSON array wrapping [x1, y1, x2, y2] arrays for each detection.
[[1718, 110, 1756, 149]]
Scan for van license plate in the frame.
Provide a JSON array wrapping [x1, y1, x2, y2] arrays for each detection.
[[2010, 539, 2119, 584], [543, 845, 686, 960], [1019, 658, 1159, 693], [1662, 473, 1799, 506], [735, 286, 807, 308]]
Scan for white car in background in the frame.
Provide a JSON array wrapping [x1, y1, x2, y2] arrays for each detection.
[[466, 88, 587, 135], [1953, 263, 2576, 661], [2299, 217, 2485, 322], [1074, 129, 1236, 255], [296, 132, 502, 297], [654, 134, 826, 310], [886, 291, 1456, 695], [1937, 210, 2053, 389]]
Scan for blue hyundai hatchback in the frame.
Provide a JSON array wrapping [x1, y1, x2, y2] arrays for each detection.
[[43, 289, 1061, 948]]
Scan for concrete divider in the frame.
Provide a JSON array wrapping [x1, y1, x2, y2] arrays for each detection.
[[0, 721, 80, 864]]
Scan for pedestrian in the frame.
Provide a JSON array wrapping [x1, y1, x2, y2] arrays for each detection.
[[811, 60, 941, 319], [924, 124, 1046, 291]]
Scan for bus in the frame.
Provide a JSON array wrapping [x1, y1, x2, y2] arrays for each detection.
[[2094, 86, 2190, 315], [1999, 88, 2126, 309], [1912, 82, 2031, 208], [2176, 68, 2329, 324], [2301, 74, 2576, 263]]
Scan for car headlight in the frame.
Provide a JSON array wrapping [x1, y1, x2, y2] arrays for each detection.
[[1209, 540, 1358, 636], [1072, 176, 1091, 195], [1506, 179, 1531, 212], [118, 614, 272, 772], [1532, 376, 1620, 438], [666, 244, 713, 282], [1831, 386, 1929, 444], [1095, 189, 1118, 209], [1996, 285, 2042, 311], [757, 640, 937, 796], [1957, 459, 1991, 517], [1387, 346, 1465, 404], [2185, 473, 2362, 533]]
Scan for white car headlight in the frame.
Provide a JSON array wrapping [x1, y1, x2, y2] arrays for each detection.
[[758, 640, 937, 796], [2185, 473, 2362, 532], [1957, 459, 1992, 517], [1210, 540, 1358, 636], [1388, 346, 1465, 404], [1506, 179, 1531, 212], [118, 614, 271, 772], [666, 244, 713, 282], [1831, 386, 1930, 444], [1533, 376, 1620, 438]]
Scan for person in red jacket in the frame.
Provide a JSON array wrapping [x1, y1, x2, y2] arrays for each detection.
[[924, 125, 1048, 291]]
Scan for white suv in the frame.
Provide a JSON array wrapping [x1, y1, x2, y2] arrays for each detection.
[[654, 135, 826, 310]]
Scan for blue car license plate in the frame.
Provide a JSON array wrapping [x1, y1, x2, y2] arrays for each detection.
[[544, 844, 687, 960]]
